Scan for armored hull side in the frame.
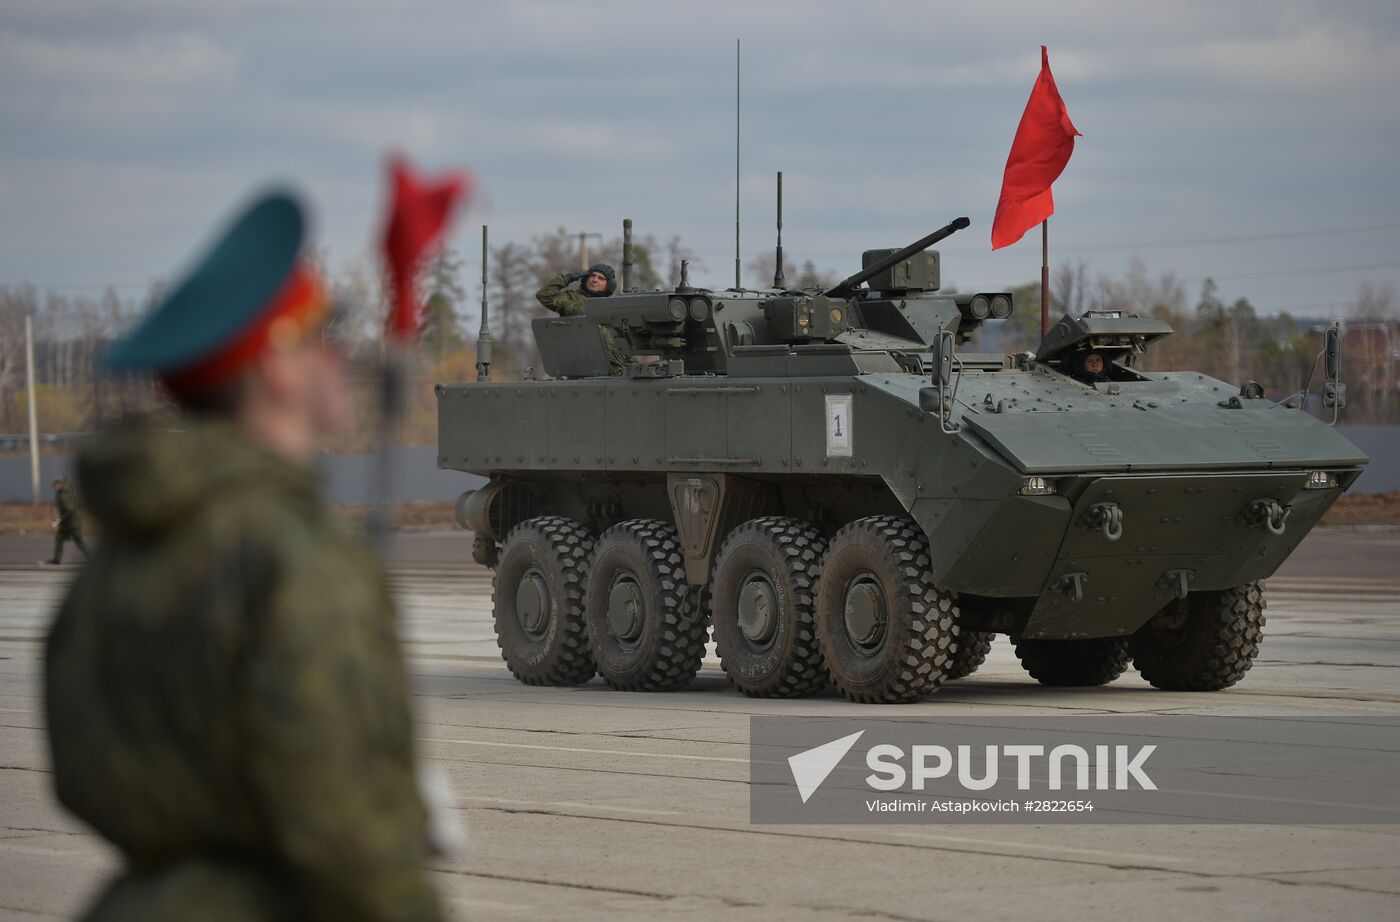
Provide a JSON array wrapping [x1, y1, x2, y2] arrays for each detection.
[[438, 362, 1364, 644]]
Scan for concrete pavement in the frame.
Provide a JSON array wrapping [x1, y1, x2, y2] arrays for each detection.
[[2, 528, 1398, 921]]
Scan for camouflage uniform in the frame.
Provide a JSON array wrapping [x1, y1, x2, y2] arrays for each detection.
[[45, 422, 442, 922], [536, 272, 626, 373], [50, 481, 88, 564]]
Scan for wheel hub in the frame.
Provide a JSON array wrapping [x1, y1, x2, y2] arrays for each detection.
[[607, 574, 645, 644], [736, 572, 779, 647], [843, 575, 887, 652], [515, 568, 551, 640]]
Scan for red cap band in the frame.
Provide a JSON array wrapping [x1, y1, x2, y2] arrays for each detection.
[[160, 264, 327, 398]]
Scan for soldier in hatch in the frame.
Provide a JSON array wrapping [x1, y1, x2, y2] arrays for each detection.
[[536, 263, 625, 373], [44, 190, 443, 922], [48, 476, 88, 565], [1070, 349, 1110, 384]]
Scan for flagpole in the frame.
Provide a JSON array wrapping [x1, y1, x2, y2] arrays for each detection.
[[1040, 219, 1050, 340]]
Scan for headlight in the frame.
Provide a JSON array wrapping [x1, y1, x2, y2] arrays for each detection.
[[1304, 470, 1338, 490], [1019, 476, 1057, 496]]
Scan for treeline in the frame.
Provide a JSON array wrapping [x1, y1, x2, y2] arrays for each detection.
[[0, 226, 709, 447], [3, 247, 1398, 447], [970, 259, 1399, 424]]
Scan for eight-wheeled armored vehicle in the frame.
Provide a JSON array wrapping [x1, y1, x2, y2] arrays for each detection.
[[436, 216, 1368, 703]]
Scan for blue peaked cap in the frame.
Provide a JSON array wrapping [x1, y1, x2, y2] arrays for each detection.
[[106, 189, 307, 373]]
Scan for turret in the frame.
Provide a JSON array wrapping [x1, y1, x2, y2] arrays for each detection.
[[530, 215, 1016, 378]]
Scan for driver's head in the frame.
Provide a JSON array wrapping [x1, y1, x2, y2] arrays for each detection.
[[1082, 352, 1104, 375], [581, 263, 617, 297]]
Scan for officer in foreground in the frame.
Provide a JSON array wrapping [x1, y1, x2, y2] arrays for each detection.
[[536, 263, 625, 373], [44, 191, 443, 921], [48, 476, 88, 565]]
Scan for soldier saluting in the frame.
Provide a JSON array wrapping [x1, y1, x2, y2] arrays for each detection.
[[44, 190, 443, 921], [536, 262, 625, 373]]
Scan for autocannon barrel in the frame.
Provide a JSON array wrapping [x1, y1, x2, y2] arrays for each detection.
[[824, 216, 971, 298]]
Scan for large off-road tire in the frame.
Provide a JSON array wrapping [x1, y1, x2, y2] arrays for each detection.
[[492, 516, 596, 686], [945, 630, 995, 681], [814, 515, 958, 704], [1129, 582, 1267, 691], [1011, 636, 1132, 686], [710, 516, 828, 698], [585, 520, 709, 691]]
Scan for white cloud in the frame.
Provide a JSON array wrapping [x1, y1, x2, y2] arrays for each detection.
[[1190, 26, 1400, 92], [0, 30, 240, 88], [1, 0, 1398, 314]]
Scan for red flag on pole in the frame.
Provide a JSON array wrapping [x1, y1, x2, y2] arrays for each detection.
[[991, 46, 1081, 250], [381, 155, 471, 341]]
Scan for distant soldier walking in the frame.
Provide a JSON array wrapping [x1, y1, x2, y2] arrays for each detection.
[[48, 476, 87, 565], [44, 190, 444, 921], [536, 263, 625, 373]]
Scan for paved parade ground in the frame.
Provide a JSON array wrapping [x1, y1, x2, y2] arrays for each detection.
[[2, 528, 1398, 921]]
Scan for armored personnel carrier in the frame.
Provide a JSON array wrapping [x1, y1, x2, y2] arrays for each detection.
[[436, 216, 1368, 703]]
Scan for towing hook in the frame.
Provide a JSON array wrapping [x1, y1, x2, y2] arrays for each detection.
[[1159, 568, 1195, 601], [1058, 571, 1089, 603], [1245, 498, 1291, 536], [1082, 502, 1124, 542]]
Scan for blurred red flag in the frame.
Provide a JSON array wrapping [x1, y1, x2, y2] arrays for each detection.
[[991, 46, 1081, 250], [382, 155, 471, 340]]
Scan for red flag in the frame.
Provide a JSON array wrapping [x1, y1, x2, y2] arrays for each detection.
[[381, 155, 471, 340], [991, 46, 1081, 250]]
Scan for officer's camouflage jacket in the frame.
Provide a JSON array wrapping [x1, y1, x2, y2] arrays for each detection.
[[45, 422, 442, 922]]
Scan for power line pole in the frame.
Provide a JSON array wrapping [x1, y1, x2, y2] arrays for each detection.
[[573, 232, 602, 271], [25, 314, 40, 505]]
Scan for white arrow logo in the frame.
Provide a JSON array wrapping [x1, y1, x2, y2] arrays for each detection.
[[788, 730, 865, 803]]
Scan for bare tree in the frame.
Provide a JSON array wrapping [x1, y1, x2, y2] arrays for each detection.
[[1052, 260, 1091, 316]]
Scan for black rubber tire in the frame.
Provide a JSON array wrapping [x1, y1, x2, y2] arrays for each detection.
[[711, 516, 828, 698], [814, 515, 958, 704], [945, 630, 995, 681], [585, 520, 708, 691], [1011, 636, 1131, 686], [1129, 582, 1267, 691], [492, 516, 596, 686]]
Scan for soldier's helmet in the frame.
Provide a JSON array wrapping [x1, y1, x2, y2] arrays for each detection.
[[583, 263, 617, 298]]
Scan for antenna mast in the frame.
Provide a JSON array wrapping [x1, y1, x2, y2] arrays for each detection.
[[734, 37, 741, 290], [476, 224, 491, 382], [772, 171, 786, 289]]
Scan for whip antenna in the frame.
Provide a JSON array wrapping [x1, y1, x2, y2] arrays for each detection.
[[772, 171, 786, 289], [476, 224, 491, 381]]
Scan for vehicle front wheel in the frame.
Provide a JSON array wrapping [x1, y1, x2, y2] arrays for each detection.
[[1011, 636, 1131, 686], [1129, 582, 1266, 691]]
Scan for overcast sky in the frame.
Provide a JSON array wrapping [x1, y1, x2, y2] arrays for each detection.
[[3, 0, 1399, 320]]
